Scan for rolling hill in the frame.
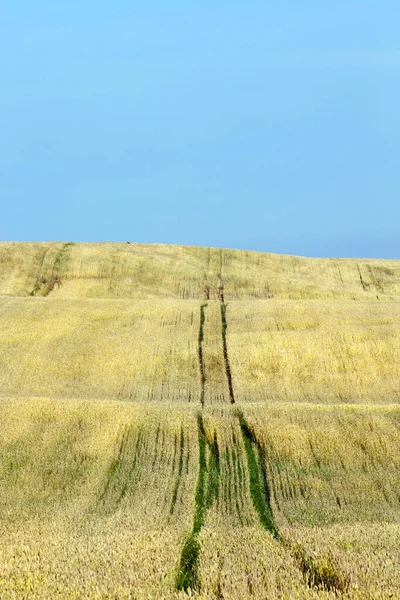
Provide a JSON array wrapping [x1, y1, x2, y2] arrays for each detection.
[[0, 242, 399, 599]]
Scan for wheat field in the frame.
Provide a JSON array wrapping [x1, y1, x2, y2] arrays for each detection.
[[0, 242, 399, 598]]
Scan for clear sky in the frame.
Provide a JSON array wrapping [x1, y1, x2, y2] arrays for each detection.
[[1, 2, 399, 258]]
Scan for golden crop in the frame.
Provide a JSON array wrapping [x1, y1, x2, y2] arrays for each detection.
[[0, 298, 199, 401], [0, 242, 399, 598], [228, 300, 400, 404], [1, 241, 400, 300], [241, 403, 400, 526]]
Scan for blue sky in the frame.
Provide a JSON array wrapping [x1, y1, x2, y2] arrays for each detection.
[[1, 1, 399, 257]]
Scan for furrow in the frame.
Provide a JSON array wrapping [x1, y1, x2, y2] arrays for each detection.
[[198, 303, 207, 407], [170, 426, 185, 516], [237, 411, 278, 538], [30, 242, 74, 297], [176, 414, 220, 593], [218, 277, 235, 404]]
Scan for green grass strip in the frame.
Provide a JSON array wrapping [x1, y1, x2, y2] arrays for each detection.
[[220, 302, 235, 404], [237, 411, 279, 538], [176, 535, 201, 592], [176, 414, 207, 592], [193, 414, 207, 534], [176, 414, 221, 592]]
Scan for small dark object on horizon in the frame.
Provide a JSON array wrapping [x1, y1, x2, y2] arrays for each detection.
[[126, 241, 131, 244]]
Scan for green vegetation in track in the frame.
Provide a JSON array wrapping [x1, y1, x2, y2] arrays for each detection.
[[242, 403, 400, 526], [237, 411, 278, 538], [206, 431, 220, 509], [98, 425, 145, 512], [237, 409, 350, 593], [176, 415, 208, 592], [1, 242, 400, 598], [176, 413, 221, 592], [201, 408, 258, 529], [176, 535, 202, 593], [219, 301, 235, 404]]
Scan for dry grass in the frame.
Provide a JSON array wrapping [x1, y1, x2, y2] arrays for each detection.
[[285, 523, 400, 599], [2, 297, 399, 406], [220, 247, 400, 300], [242, 403, 400, 526], [1, 242, 400, 300], [198, 527, 315, 599], [1, 399, 400, 598], [2, 243, 399, 405], [0, 398, 198, 527], [0, 298, 199, 401], [0, 243, 65, 297], [0, 398, 199, 598], [0, 525, 185, 600], [0, 242, 215, 299], [228, 300, 400, 403], [1, 242, 400, 598], [198, 524, 400, 599]]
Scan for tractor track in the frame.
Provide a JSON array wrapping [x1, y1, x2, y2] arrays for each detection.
[[170, 426, 185, 516], [198, 303, 207, 407], [236, 410, 349, 594], [30, 242, 74, 296], [176, 414, 220, 593], [202, 274, 351, 595], [217, 262, 235, 405]]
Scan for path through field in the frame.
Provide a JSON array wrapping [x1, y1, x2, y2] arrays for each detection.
[[0, 243, 400, 598]]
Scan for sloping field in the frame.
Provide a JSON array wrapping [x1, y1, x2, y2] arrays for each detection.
[[0, 399, 198, 598], [228, 300, 400, 403], [1, 399, 400, 598], [0, 297, 199, 401], [1, 241, 400, 300], [0, 297, 398, 404], [1, 242, 400, 598]]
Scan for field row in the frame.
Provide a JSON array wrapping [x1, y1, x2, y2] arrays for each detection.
[[1, 399, 400, 597], [0, 297, 399, 404], [1, 242, 400, 300]]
